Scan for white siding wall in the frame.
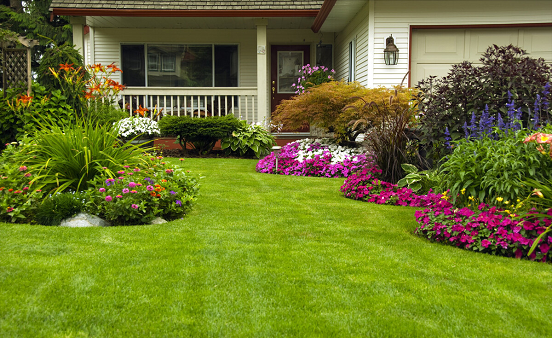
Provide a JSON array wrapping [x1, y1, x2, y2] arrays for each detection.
[[334, 2, 371, 84], [372, 0, 552, 87]]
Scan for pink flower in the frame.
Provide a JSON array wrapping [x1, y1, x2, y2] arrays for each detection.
[[99, 187, 106, 192], [24, 173, 31, 177], [117, 170, 125, 174], [18, 166, 27, 171], [105, 195, 112, 202], [165, 169, 173, 174], [122, 188, 130, 194], [540, 243, 550, 254], [128, 182, 136, 188], [481, 239, 491, 248], [116, 195, 123, 198], [133, 168, 141, 172], [131, 204, 138, 209], [146, 185, 154, 191], [6, 207, 13, 212]]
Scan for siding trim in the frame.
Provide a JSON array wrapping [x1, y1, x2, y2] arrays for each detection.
[[52, 8, 319, 18]]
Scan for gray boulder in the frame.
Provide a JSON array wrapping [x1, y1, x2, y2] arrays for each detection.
[[60, 212, 111, 227]]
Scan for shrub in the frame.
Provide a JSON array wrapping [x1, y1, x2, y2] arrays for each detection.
[[34, 192, 86, 226], [256, 138, 371, 178], [88, 102, 128, 127], [84, 157, 199, 225], [221, 120, 276, 158], [438, 125, 552, 207], [158, 115, 240, 155], [26, 118, 147, 194], [416, 45, 552, 150], [37, 42, 84, 92], [396, 163, 441, 194], [0, 140, 44, 223]]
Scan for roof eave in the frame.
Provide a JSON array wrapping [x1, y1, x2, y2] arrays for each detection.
[[51, 8, 320, 18], [311, 0, 336, 32]]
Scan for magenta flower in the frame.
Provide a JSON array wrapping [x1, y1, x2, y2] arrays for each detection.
[[146, 185, 154, 191], [540, 243, 550, 254], [131, 204, 138, 209], [117, 170, 125, 174], [6, 207, 14, 212], [128, 182, 136, 188], [18, 166, 27, 171], [99, 187, 106, 192], [105, 195, 113, 202], [165, 169, 173, 174], [122, 188, 130, 194], [481, 239, 491, 248], [133, 168, 141, 172], [116, 195, 123, 198]]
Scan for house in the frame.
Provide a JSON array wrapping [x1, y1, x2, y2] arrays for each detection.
[[49, 0, 552, 135]]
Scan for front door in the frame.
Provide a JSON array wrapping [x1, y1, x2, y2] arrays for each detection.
[[270, 45, 311, 131]]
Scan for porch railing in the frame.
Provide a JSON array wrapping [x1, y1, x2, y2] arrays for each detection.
[[119, 87, 258, 122]]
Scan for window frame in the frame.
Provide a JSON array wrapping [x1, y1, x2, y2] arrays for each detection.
[[120, 42, 240, 87]]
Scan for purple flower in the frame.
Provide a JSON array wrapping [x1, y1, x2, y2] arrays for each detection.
[[105, 178, 115, 186], [170, 191, 176, 195], [175, 200, 182, 206]]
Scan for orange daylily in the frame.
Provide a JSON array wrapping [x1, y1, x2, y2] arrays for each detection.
[[17, 94, 33, 105], [59, 63, 74, 71], [134, 105, 150, 117]]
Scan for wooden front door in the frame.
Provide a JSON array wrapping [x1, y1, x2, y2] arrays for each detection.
[[270, 45, 311, 131]]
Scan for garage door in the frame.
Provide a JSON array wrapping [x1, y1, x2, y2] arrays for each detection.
[[411, 27, 552, 85]]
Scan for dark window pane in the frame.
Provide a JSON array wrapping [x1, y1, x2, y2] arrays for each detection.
[[122, 45, 145, 86], [215, 45, 238, 87], [316, 44, 333, 70], [147, 44, 212, 87]]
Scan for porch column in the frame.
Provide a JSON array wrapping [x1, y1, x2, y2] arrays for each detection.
[[70, 17, 86, 59], [256, 19, 269, 124]]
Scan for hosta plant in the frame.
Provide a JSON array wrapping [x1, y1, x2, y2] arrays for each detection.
[[221, 120, 276, 158]]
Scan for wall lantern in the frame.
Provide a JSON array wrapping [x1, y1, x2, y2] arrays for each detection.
[[383, 34, 399, 65]]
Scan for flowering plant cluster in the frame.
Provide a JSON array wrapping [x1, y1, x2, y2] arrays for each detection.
[[0, 140, 43, 223], [524, 132, 552, 159], [256, 139, 371, 178], [85, 156, 199, 225], [114, 116, 161, 139], [292, 64, 335, 94], [340, 166, 443, 207], [415, 202, 552, 262]]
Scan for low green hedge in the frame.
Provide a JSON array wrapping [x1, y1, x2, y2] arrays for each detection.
[[159, 115, 240, 155]]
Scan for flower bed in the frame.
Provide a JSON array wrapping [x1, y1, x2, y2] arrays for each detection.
[[341, 166, 552, 262], [256, 139, 371, 178]]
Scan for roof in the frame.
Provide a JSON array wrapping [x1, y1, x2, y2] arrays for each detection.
[[50, 1, 325, 11]]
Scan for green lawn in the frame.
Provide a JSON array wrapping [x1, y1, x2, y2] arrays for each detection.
[[1, 158, 551, 337]]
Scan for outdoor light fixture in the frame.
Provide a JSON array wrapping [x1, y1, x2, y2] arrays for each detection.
[[383, 34, 399, 65]]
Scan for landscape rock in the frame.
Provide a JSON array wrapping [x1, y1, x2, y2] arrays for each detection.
[[150, 217, 167, 225], [60, 213, 111, 227]]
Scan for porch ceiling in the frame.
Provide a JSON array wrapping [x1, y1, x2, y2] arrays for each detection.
[[85, 16, 316, 29], [319, 0, 367, 32]]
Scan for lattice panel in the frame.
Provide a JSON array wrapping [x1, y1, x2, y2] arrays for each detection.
[[3, 48, 28, 91]]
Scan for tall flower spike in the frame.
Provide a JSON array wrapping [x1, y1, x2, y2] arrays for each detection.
[[463, 121, 469, 139]]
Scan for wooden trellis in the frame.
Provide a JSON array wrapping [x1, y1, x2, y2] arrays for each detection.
[[1, 36, 37, 97]]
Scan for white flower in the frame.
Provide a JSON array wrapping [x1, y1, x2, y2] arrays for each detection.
[[114, 117, 160, 138]]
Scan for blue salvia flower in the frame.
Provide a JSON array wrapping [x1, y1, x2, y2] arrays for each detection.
[[497, 113, 505, 131], [479, 105, 494, 137], [463, 121, 469, 139], [513, 107, 523, 131], [469, 112, 477, 138], [541, 83, 550, 120], [444, 127, 451, 149]]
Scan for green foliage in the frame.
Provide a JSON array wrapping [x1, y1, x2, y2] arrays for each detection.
[[221, 120, 276, 158], [416, 45, 552, 149], [88, 102, 128, 127], [159, 115, 240, 155], [438, 126, 552, 207], [272, 81, 415, 144], [37, 43, 84, 92], [0, 139, 43, 223], [26, 117, 147, 194], [34, 192, 85, 226], [84, 158, 199, 225], [396, 163, 441, 194]]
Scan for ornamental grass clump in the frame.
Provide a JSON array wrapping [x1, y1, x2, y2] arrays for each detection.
[[84, 156, 199, 225], [256, 138, 372, 178]]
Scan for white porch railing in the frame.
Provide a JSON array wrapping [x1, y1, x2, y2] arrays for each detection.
[[120, 87, 258, 122]]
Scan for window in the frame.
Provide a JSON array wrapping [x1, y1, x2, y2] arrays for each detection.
[[348, 40, 356, 82], [316, 44, 333, 70], [121, 44, 238, 87]]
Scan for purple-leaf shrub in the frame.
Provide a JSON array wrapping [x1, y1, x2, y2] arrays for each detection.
[[256, 139, 372, 178]]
